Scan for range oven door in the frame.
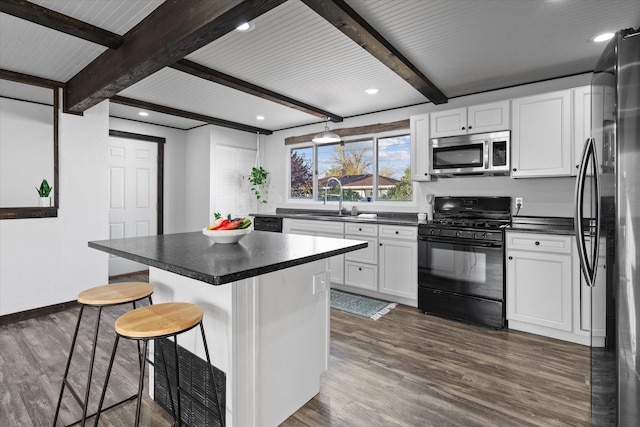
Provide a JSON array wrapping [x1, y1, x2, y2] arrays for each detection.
[[418, 235, 506, 328]]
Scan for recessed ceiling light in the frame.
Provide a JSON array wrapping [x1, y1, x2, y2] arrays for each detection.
[[591, 32, 615, 43], [364, 88, 380, 95], [138, 111, 149, 117], [256, 115, 265, 120], [236, 22, 255, 32]]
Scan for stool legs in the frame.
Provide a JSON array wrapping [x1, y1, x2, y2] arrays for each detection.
[[94, 320, 225, 427], [53, 305, 86, 426]]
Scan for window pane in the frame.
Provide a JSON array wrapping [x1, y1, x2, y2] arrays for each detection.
[[290, 147, 314, 199], [317, 140, 373, 202], [377, 135, 412, 201]]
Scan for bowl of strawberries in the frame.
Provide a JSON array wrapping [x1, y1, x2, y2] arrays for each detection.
[[203, 213, 252, 244]]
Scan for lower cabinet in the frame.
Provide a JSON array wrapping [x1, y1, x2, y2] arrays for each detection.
[[284, 219, 345, 285], [506, 231, 605, 346], [283, 218, 418, 306]]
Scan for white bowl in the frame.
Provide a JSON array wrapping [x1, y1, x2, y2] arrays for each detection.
[[202, 227, 251, 244]]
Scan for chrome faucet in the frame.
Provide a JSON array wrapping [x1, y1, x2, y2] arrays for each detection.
[[326, 177, 344, 215]]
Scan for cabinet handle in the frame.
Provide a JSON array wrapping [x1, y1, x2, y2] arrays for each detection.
[[508, 256, 513, 260], [395, 231, 399, 234], [535, 241, 540, 246], [468, 125, 472, 129], [358, 267, 362, 271], [512, 168, 517, 172], [359, 227, 362, 231], [424, 172, 428, 176], [379, 243, 382, 246], [576, 164, 580, 169], [461, 126, 466, 130]]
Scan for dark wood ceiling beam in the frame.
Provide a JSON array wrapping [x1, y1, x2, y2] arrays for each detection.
[[0, 0, 123, 49], [0, 69, 64, 89], [171, 59, 344, 123], [64, 0, 286, 114], [301, 0, 448, 105], [111, 96, 273, 135]]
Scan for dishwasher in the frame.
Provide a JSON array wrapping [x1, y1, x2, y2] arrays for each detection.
[[253, 216, 283, 233]]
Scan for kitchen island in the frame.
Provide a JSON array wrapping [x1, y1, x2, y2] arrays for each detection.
[[89, 231, 367, 427]]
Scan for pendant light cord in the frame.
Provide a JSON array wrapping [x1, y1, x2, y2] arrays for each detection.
[[255, 131, 260, 168]]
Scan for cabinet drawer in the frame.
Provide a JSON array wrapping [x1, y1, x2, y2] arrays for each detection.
[[287, 219, 344, 235], [379, 225, 417, 240], [344, 223, 377, 237], [344, 261, 377, 291], [345, 236, 378, 263], [506, 232, 572, 254]]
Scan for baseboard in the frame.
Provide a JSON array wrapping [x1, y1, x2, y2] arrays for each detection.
[[0, 300, 79, 326]]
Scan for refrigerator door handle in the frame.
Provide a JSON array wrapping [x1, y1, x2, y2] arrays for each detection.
[[574, 138, 599, 287]]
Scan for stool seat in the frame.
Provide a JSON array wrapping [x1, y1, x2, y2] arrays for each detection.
[[78, 282, 154, 306], [115, 302, 204, 339]]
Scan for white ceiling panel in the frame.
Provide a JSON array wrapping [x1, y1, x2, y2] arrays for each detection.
[[187, 0, 426, 118], [117, 68, 316, 130], [347, 0, 640, 97], [109, 102, 206, 130], [32, 0, 164, 35], [0, 13, 105, 81]]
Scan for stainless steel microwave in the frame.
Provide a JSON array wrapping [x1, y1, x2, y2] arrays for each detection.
[[429, 130, 510, 177]]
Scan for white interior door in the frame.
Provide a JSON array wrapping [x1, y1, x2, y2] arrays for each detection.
[[108, 137, 158, 276]]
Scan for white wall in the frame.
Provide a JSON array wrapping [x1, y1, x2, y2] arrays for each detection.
[[0, 100, 110, 315], [261, 73, 592, 217], [109, 117, 188, 234]]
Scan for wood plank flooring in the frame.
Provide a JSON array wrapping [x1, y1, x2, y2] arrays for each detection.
[[0, 272, 591, 426]]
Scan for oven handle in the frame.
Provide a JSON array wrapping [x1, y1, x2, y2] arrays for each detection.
[[418, 235, 503, 248]]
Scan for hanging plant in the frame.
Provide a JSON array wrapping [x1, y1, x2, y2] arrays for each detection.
[[248, 166, 269, 204]]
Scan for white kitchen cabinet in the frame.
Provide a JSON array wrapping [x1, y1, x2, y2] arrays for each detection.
[[284, 218, 345, 285], [506, 231, 606, 347], [511, 90, 572, 177], [379, 225, 417, 300], [430, 101, 510, 138], [574, 238, 606, 346], [506, 233, 573, 332], [410, 113, 431, 181], [344, 223, 378, 290]]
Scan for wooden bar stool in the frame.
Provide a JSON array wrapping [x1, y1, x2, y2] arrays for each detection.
[[93, 302, 225, 427], [53, 282, 154, 427]]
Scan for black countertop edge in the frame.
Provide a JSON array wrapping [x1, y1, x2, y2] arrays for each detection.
[[251, 209, 423, 226], [508, 216, 576, 235], [89, 233, 368, 286]]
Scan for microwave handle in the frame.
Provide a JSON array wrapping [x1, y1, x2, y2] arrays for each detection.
[[483, 140, 490, 170]]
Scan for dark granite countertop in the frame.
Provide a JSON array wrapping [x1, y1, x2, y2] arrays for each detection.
[[506, 216, 576, 235], [89, 231, 367, 286], [252, 208, 423, 227]]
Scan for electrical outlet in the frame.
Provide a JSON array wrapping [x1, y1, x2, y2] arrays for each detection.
[[515, 197, 524, 209], [313, 272, 327, 294]]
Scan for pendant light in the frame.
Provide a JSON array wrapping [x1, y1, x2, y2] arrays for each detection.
[[312, 117, 341, 143]]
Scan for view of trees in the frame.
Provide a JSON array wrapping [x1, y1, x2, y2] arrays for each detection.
[[289, 135, 411, 201]]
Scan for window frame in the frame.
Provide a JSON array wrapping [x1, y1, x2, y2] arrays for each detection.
[[287, 128, 416, 207]]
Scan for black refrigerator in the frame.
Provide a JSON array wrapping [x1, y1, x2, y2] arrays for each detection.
[[574, 27, 640, 426]]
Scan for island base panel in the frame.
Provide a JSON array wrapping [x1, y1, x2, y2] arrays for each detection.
[[148, 260, 330, 427]]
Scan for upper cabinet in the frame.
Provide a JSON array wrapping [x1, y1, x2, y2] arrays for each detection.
[[511, 90, 572, 178], [410, 113, 431, 181], [430, 100, 510, 138]]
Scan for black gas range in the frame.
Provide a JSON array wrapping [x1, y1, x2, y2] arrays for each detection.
[[418, 196, 511, 329]]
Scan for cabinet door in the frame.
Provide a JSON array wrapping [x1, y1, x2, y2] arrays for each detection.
[[410, 113, 431, 181], [575, 239, 606, 340], [507, 250, 573, 331], [379, 238, 417, 299], [511, 90, 572, 177], [467, 100, 510, 134], [573, 86, 597, 175], [430, 107, 467, 138], [316, 231, 345, 285]]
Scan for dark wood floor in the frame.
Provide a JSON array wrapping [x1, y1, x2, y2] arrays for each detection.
[[1, 272, 591, 426]]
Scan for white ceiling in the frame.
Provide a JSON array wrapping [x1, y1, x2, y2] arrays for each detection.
[[1, 0, 639, 132]]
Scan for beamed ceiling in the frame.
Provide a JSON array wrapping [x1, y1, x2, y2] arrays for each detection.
[[1, 0, 639, 134]]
